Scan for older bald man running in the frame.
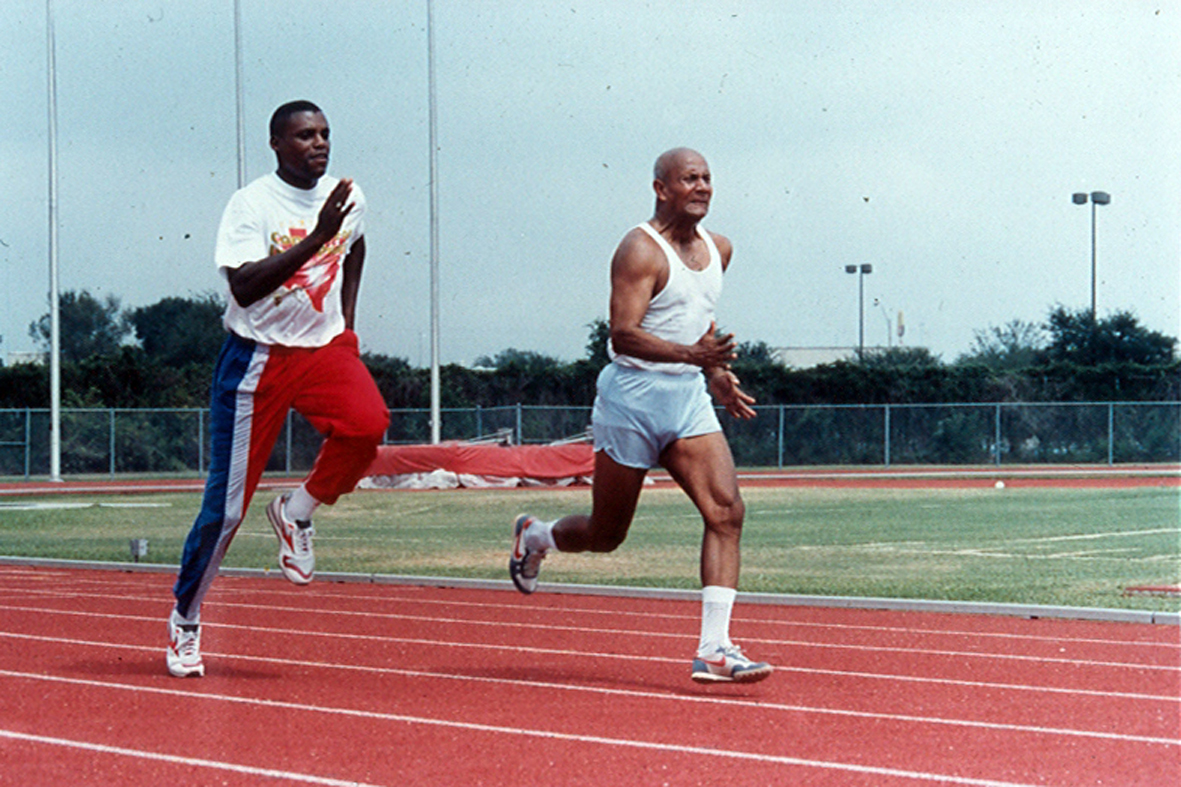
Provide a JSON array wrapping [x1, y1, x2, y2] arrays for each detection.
[[509, 148, 771, 684]]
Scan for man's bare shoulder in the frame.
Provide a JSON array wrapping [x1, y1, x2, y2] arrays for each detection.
[[707, 230, 734, 268], [612, 225, 667, 272]]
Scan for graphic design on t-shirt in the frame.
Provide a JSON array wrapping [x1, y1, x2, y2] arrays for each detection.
[[269, 228, 351, 311]]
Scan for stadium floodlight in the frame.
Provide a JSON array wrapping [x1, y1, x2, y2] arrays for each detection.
[[845, 264, 873, 360], [1072, 190, 1111, 319]]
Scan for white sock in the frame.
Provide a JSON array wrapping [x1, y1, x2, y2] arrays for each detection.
[[697, 585, 737, 657], [172, 607, 199, 627], [524, 518, 557, 552], [285, 485, 320, 523]]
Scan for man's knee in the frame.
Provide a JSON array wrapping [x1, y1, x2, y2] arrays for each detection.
[[588, 529, 628, 553], [705, 495, 745, 538], [337, 405, 390, 444], [333, 433, 383, 464]]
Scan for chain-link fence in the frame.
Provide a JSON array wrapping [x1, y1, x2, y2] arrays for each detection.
[[1, 402, 1177, 478]]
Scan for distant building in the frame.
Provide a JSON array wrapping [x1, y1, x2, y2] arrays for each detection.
[[5, 351, 47, 367], [770, 346, 891, 369]]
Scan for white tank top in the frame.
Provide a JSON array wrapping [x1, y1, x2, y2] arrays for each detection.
[[608, 222, 724, 376]]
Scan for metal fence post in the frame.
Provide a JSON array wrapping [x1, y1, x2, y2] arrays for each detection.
[[883, 403, 891, 467], [777, 404, 785, 469], [198, 408, 205, 477], [1107, 402, 1114, 466], [24, 408, 32, 479], [109, 409, 116, 477], [285, 409, 293, 473], [515, 403, 523, 445], [994, 403, 1002, 466]]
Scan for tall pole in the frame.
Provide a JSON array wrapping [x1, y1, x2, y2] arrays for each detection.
[[858, 270, 865, 360], [845, 263, 872, 361], [46, 0, 61, 482], [427, 0, 441, 444], [1073, 190, 1109, 321], [1089, 199, 1097, 320], [233, 0, 246, 188]]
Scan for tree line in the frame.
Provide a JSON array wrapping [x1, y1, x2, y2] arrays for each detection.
[[1, 289, 1177, 411]]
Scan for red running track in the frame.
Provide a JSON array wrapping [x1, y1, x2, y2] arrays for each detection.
[[0, 565, 1178, 786]]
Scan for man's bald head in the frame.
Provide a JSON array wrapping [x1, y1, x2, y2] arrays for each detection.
[[653, 148, 707, 184]]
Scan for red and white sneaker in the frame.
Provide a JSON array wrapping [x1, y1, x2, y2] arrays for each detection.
[[266, 493, 315, 585], [166, 609, 204, 678], [691, 645, 772, 684], [509, 514, 547, 594]]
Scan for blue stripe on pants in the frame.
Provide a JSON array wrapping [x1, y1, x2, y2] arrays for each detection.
[[172, 334, 268, 619]]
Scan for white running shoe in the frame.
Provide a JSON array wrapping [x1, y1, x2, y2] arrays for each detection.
[[166, 609, 204, 678], [509, 514, 547, 594], [691, 645, 773, 684], [267, 493, 315, 585]]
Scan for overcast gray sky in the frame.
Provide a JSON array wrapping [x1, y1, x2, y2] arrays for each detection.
[[4, 1, 1178, 367]]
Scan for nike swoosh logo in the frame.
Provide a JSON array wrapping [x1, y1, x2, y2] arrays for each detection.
[[702, 656, 728, 667], [271, 517, 296, 549], [512, 524, 528, 560], [282, 556, 313, 581]]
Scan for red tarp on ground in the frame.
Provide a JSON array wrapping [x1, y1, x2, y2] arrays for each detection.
[[365, 442, 595, 480]]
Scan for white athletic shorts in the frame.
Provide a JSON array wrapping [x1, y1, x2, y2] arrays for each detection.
[[592, 363, 722, 469]]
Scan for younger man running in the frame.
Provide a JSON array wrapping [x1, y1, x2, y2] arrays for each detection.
[[167, 101, 389, 677]]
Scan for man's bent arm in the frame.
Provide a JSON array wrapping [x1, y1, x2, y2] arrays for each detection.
[[340, 236, 366, 331], [608, 231, 737, 368], [226, 179, 355, 308]]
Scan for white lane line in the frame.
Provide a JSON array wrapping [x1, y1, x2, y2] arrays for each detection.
[[772, 665, 1181, 703], [2, 633, 1176, 747], [0, 728, 382, 786], [0, 502, 171, 511], [3, 600, 1174, 674], [0, 670, 1105, 787], [3, 624, 1172, 704], [10, 576, 1177, 651], [872, 548, 1171, 564], [1008, 529, 1180, 544]]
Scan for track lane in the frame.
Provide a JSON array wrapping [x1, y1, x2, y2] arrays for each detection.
[[3, 657, 1176, 787], [1, 567, 1177, 785], [1, 667, 1064, 787]]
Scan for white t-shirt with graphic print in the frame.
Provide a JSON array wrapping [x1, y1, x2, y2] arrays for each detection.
[[215, 172, 365, 347]]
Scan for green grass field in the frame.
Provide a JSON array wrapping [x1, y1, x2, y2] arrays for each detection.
[[1, 483, 1177, 612]]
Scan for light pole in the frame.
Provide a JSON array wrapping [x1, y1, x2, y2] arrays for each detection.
[[873, 297, 893, 348], [845, 263, 872, 360], [1071, 190, 1110, 320]]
